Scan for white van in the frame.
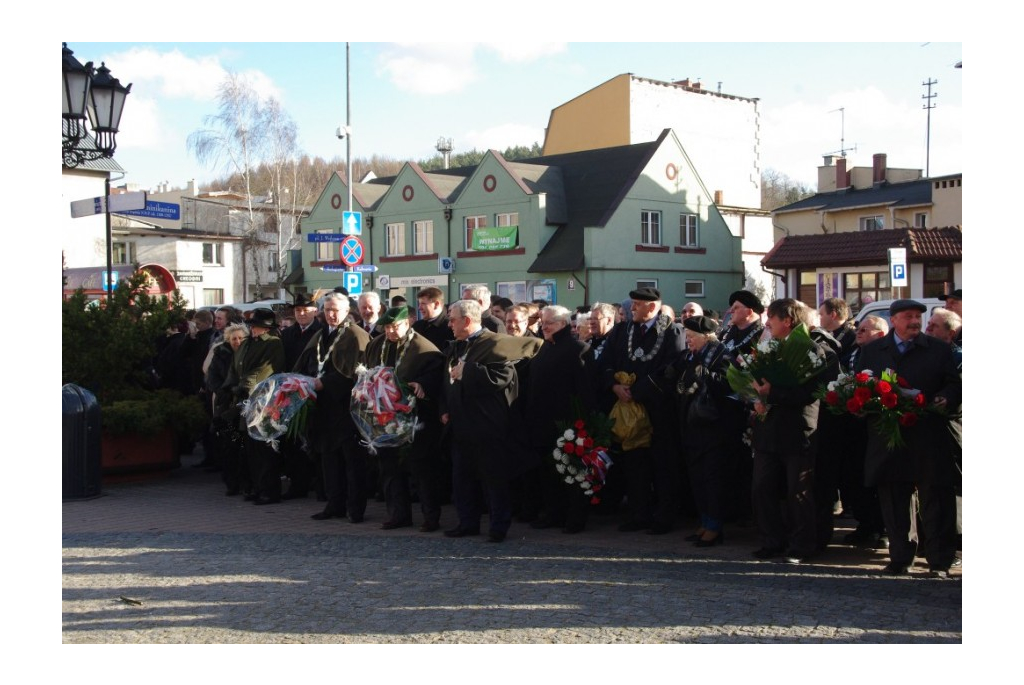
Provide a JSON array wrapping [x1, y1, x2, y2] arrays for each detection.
[[853, 298, 946, 328]]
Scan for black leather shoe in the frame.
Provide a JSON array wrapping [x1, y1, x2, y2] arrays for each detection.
[[310, 510, 343, 520], [753, 546, 785, 559], [444, 526, 480, 538], [253, 496, 281, 506], [874, 535, 890, 550], [618, 521, 651, 532], [381, 519, 413, 530], [694, 531, 724, 547], [882, 562, 911, 576], [419, 521, 440, 533], [487, 531, 507, 543], [781, 549, 809, 564]]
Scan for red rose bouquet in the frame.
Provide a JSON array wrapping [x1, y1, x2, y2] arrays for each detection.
[[817, 368, 929, 449]]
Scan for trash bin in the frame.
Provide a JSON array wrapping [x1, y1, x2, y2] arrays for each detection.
[[63, 383, 102, 500]]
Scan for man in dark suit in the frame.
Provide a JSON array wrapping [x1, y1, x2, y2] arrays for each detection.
[[748, 299, 834, 563], [855, 299, 962, 578], [600, 287, 685, 534], [357, 292, 384, 338], [302, 293, 371, 523], [413, 286, 454, 352], [440, 299, 540, 542]]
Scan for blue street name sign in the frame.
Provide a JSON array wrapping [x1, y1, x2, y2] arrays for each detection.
[[119, 201, 181, 221], [352, 264, 378, 273], [308, 233, 347, 243]]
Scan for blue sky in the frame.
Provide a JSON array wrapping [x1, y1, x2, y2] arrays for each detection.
[[71, 41, 962, 193]]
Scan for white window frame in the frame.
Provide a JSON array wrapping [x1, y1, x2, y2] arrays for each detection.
[[859, 215, 884, 231], [386, 222, 406, 257], [636, 279, 659, 291], [202, 242, 224, 266], [414, 220, 434, 255], [202, 288, 224, 306], [314, 230, 333, 261], [464, 215, 487, 251], [112, 240, 136, 265], [679, 213, 699, 248], [641, 210, 662, 246], [684, 280, 705, 298], [496, 212, 519, 227], [914, 212, 928, 228]]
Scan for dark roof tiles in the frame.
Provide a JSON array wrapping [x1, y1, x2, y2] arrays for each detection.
[[761, 226, 962, 268]]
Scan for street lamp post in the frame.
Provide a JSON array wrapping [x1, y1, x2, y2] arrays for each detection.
[[62, 43, 132, 296]]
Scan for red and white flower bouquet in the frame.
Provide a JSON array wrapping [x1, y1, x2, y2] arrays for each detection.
[[242, 373, 318, 450], [552, 407, 615, 504]]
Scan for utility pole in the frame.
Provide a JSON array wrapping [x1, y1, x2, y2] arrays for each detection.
[[922, 77, 938, 177]]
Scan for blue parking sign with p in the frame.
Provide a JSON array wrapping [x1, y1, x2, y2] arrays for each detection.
[[344, 271, 362, 296], [892, 264, 905, 281]]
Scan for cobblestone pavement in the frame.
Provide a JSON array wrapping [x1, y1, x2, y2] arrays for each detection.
[[63, 456, 961, 644]]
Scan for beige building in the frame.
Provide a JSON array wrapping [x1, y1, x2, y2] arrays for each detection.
[[773, 153, 962, 236]]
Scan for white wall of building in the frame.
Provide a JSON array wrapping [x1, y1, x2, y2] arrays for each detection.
[[630, 80, 761, 209]]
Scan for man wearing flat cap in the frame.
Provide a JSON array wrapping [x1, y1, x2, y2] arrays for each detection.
[[855, 298, 962, 578], [364, 306, 446, 532], [600, 287, 685, 534]]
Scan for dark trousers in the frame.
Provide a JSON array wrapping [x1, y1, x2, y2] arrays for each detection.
[[219, 426, 248, 492], [617, 445, 654, 525], [281, 438, 312, 496], [752, 445, 817, 555], [536, 449, 591, 529], [685, 434, 728, 531], [246, 435, 282, 500], [321, 436, 368, 521], [877, 480, 958, 570], [451, 441, 511, 535]]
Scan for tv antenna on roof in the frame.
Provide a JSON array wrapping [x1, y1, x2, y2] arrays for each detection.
[[825, 107, 857, 157]]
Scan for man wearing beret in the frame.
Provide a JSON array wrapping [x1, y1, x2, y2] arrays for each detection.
[[719, 290, 766, 523], [364, 306, 446, 531], [600, 287, 686, 534], [855, 299, 962, 577]]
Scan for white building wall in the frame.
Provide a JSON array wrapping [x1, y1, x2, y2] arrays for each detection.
[[630, 80, 761, 209], [62, 171, 109, 268]]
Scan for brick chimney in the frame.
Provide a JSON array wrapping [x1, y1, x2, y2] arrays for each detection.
[[836, 157, 848, 188], [714, 190, 723, 205], [873, 153, 887, 184]]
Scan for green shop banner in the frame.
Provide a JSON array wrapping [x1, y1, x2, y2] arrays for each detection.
[[472, 226, 518, 251]]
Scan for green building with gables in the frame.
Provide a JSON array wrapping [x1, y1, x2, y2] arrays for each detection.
[[295, 128, 744, 312]]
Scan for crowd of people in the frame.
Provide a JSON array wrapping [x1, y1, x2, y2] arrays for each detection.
[[159, 283, 962, 577]]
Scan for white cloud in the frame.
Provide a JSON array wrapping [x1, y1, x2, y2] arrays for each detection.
[[115, 96, 164, 151], [377, 43, 479, 95], [102, 47, 282, 103], [486, 42, 567, 64], [463, 123, 545, 152], [761, 87, 962, 186]]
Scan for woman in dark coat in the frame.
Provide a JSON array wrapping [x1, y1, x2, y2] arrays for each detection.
[[525, 305, 596, 533], [674, 316, 731, 547]]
